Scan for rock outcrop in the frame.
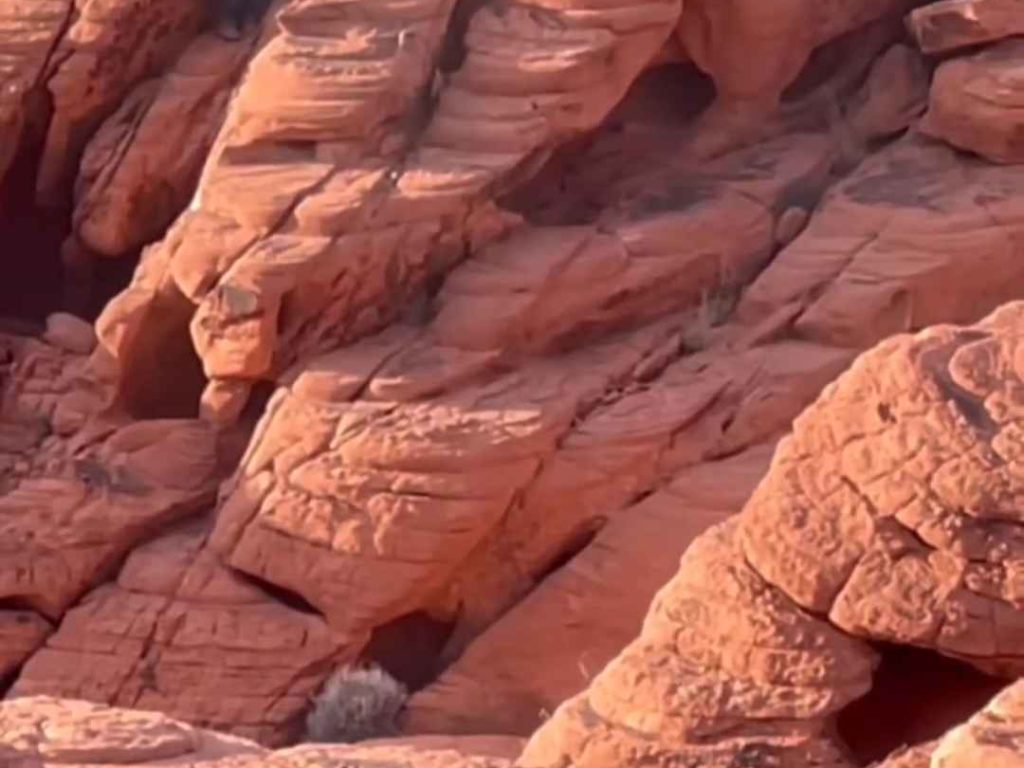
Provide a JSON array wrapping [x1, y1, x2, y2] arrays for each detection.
[[0, 695, 523, 768], [4, 0, 1024, 763], [520, 302, 1024, 767], [922, 38, 1024, 165]]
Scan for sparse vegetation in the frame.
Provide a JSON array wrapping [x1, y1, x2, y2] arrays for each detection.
[[305, 664, 408, 744], [681, 281, 742, 353]]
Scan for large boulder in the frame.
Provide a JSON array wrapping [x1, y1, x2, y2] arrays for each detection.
[[520, 302, 1024, 767], [921, 39, 1024, 165]]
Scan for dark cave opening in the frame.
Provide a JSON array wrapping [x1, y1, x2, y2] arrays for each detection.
[[835, 643, 1007, 765], [362, 610, 456, 693], [500, 61, 717, 227], [0, 114, 67, 323]]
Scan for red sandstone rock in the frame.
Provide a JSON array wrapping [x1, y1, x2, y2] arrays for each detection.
[[0, 696, 523, 766], [0, 611, 51, 683], [404, 445, 775, 736], [676, 0, 912, 155], [35, 0, 208, 206], [922, 39, 1024, 165], [0, 418, 223, 619], [909, 0, 1024, 54], [12, 523, 345, 746], [72, 33, 256, 258], [737, 134, 1024, 349]]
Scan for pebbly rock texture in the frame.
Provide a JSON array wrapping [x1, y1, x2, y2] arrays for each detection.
[[520, 302, 1024, 768], [0, 612, 51, 684], [921, 38, 1024, 165], [12, 523, 346, 746], [7, 0, 1024, 760], [908, 0, 1024, 54]]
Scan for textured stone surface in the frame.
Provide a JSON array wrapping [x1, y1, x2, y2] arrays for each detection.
[[35, 0, 208, 206], [0, 611, 51, 682], [922, 39, 1024, 165], [8, 0, 1024, 756], [12, 523, 345, 746], [72, 33, 256, 257], [737, 134, 1024, 350], [404, 445, 775, 736], [96, 0, 688, 423], [0, 418, 224, 619], [521, 303, 1024, 767]]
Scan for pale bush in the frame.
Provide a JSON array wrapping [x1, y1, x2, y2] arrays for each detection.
[[305, 665, 408, 743]]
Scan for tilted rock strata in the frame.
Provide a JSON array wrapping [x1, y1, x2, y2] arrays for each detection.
[[404, 445, 776, 736], [202, 131, 835, 653], [98, 0, 688, 423], [0, 418, 222, 619], [35, 0, 208, 206], [12, 524, 345, 746], [0, 695, 523, 767], [921, 39, 1024, 165]]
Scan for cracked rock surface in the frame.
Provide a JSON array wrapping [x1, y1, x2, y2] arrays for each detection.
[[3, 0, 1024, 764]]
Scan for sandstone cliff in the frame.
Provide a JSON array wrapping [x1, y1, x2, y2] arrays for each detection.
[[2, 0, 1024, 765]]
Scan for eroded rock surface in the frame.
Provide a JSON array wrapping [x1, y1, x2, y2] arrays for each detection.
[[521, 303, 1024, 767], [11, 523, 345, 746], [5, 0, 1024, 760], [0, 696, 523, 767]]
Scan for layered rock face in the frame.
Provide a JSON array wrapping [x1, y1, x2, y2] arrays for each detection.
[[3, 0, 1024, 765]]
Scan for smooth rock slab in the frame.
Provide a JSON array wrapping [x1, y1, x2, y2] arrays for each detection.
[[922, 39, 1024, 164]]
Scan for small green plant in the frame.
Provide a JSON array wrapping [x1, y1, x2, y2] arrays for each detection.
[[305, 664, 408, 743]]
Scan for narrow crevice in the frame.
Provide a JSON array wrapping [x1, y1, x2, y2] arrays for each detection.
[[438, 0, 491, 73], [231, 570, 322, 616]]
